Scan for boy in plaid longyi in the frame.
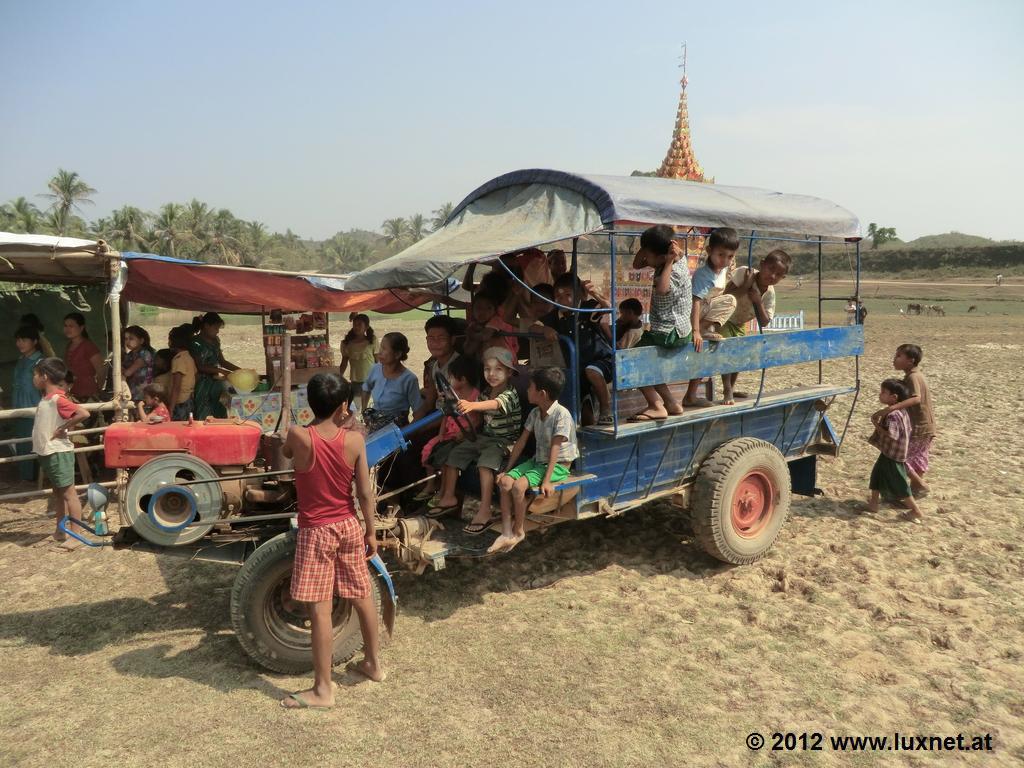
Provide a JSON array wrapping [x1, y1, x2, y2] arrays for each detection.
[[280, 375, 381, 709]]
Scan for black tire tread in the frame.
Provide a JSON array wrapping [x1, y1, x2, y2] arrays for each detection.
[[230, 531, 382, 674], [691, 438, 790, 565]]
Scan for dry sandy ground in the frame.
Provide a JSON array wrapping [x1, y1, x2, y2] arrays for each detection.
[[0, 287, 1022, 767]]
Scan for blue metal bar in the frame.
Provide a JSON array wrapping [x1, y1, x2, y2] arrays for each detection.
[[616, 326, 864, 389], [747, 229, 770, 410], [817, 236, 823, 385], [603, 229, 853, 246], [610, 437, 640, 505], [58, 516, 112, 547], [684, 420, 714, 479], [783, 401, 816, 456], [609, 233, 618, 431], [643, 426, 678, 498]]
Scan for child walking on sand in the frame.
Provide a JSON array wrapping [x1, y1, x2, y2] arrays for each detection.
[[866, 378, 924, 523], [489, 367, 578, 553], [136, 383, 172, 424], [32, 358, 90, 549], [886, 344, 935, 497], [280, 374, 381, 709]]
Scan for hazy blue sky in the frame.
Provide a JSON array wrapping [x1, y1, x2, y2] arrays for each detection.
[[2, 0, 1022, 241]]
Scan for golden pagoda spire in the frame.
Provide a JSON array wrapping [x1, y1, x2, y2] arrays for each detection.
[[656, 43, 712, 183]]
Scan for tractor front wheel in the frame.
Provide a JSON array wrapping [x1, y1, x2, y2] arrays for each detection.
[[230, 531, 381, 674]]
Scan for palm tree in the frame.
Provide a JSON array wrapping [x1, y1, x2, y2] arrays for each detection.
[[430, 202, 453, 232], [241, 221, 269, 266], [104, 206, 150, 251], [408, 213, 429, 244], [321, 233, 372, 273], [205, 208, 243, 265], [184, 199, 213, 255], [41, 169, 96, 235], [8, 197, 43, 233], [152, 203, 191, 258], [0, 202, 14, 230], [381, 217, 410, 248]]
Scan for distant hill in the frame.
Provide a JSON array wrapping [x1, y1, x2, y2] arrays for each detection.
[[879, 232, 1013, 250]]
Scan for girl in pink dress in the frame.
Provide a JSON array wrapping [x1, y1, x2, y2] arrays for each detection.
[[415, 355, 482, 503]]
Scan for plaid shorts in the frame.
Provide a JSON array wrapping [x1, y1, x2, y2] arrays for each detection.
[[290, 516, 372, 602]]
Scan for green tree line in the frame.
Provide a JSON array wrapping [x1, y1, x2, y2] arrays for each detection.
[[0, 169, 454, 273]]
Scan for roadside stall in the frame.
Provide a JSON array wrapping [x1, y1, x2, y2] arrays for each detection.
[[0, 233, 125, 502], [120, 253, 431, 432]]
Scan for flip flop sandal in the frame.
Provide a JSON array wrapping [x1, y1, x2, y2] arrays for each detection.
[[463, 517, 498, 535], [281, 691, 334, 709], [411, 488, 435, 502], [426, 504, 459, 519], [628, 412, 667, 423]]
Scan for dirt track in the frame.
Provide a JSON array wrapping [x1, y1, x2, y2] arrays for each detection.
[[1, 297, 1022, 767]]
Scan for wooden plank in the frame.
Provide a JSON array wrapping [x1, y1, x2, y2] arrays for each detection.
[[615, 326, 863, 390]]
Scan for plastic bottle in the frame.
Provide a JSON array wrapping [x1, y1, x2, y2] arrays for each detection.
[[93, 507, 108, 536]]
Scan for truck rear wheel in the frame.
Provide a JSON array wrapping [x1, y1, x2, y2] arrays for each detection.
[[230, 531, 381, 674], [691, 438, 790, 565]]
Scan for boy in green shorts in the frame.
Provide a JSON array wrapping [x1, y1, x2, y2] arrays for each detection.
[[630, 224, 693, 421], [488, 368, 577, 553]]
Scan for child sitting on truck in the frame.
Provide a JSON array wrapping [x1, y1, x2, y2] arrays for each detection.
[[432, 347, 522, 528], [719, 249, 792, 403], [630, 225, 692, 421], [539, 274, 615, 426], [616, 298, 645, 349], [136, 383, 172, 423], [488, 367, 578, 553], [415, 354, 482, 503]]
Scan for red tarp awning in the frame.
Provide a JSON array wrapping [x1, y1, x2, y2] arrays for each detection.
[[122, 256, 431, 314]]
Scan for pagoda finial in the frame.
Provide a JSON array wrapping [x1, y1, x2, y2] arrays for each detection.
[[656, 43, 712, 183]]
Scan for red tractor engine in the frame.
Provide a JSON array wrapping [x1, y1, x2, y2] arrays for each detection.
[[105, 421, 294, 547]]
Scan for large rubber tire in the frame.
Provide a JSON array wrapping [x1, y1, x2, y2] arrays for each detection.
[[230, 531, 381, 674], [691, 438, 791, 565]]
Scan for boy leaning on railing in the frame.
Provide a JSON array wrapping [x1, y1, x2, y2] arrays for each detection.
[[628, 225, 693, 422]]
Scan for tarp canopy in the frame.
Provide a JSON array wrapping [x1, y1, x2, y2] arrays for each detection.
[[0, 232, 115, 285], [121, 253, 434, 314], [346, 169, 861, 291]]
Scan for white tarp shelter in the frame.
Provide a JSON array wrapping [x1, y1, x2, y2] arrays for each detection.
[[346, 169, 861, 291]]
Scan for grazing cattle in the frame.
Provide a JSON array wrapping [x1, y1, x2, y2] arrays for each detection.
[[996, 274, 1004, 286], [907, 303, 923, 315], [968, 305, 978, 313], [925, 304, 946, 316]]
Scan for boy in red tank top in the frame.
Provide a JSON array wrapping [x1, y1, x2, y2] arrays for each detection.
[[280, 375, 382, 709]]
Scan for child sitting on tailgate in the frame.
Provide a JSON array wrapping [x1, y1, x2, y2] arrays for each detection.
[[489, 367, 578, 553], [431, 347, 522, 530], [414, 354, 482, 503], [719, 249, 792, 403]]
